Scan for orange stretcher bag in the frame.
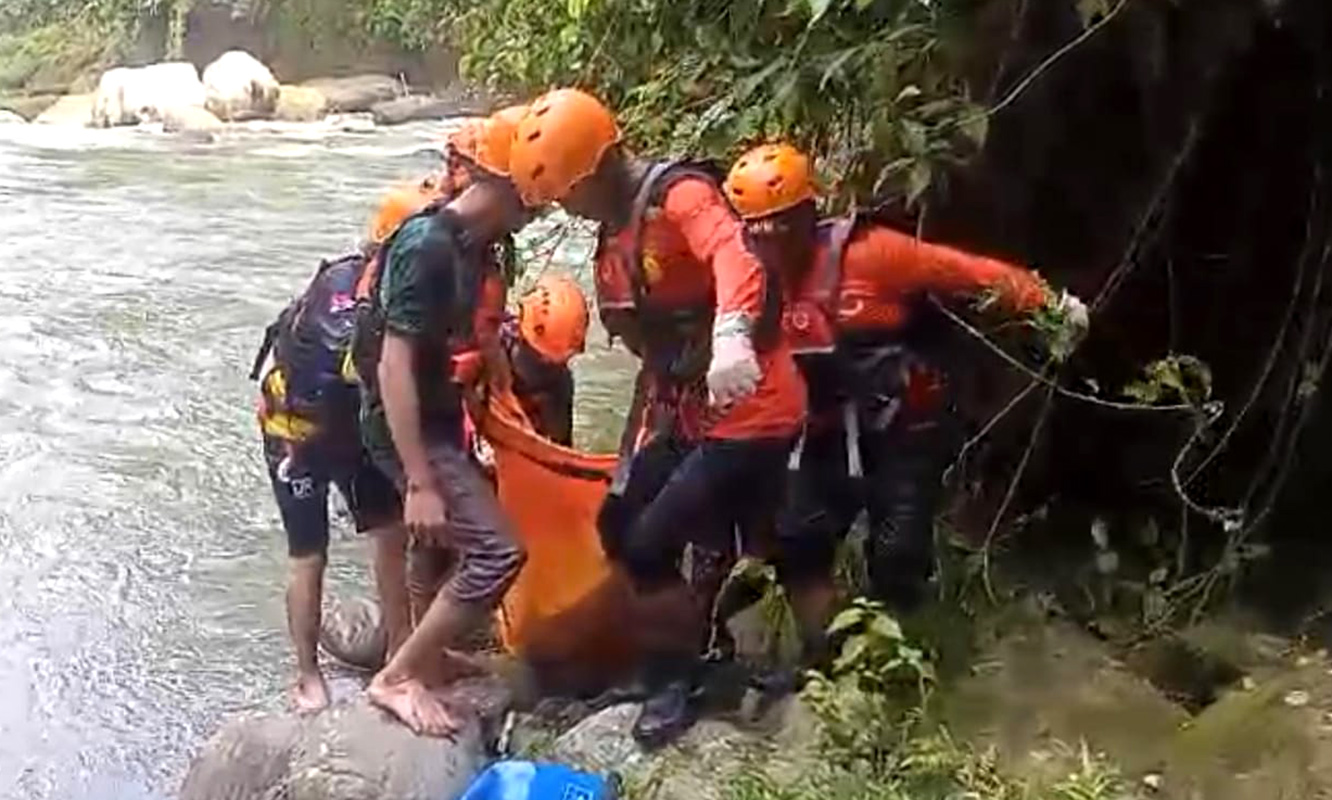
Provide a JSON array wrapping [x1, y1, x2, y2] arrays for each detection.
[[475, 391, 638, 680]]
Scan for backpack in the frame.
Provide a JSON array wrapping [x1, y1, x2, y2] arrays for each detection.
[[250, 253, 367, 423], [349, 204, 484, 395]]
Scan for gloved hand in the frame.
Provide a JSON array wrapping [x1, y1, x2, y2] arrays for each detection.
[[1047, 290, 1090, 362], [707, 330, 761, 408]]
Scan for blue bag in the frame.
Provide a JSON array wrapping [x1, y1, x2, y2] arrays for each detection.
[[458, 760, 618, 800]]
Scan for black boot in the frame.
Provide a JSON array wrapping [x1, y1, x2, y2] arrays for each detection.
[[632, 657, 698, 749]]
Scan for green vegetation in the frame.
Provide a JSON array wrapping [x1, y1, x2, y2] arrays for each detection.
[[721, 600, 1141, 800]]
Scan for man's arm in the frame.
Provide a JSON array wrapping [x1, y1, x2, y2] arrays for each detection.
[[864, 226, 1048, 313]]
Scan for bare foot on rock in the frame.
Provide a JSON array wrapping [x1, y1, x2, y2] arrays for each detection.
[[292, 671, 330, 714], [368, 673, 460, 737]]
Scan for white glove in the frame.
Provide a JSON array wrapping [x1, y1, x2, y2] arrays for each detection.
[[707, 320, 761, 408], [1049, 290, 1090, 361]]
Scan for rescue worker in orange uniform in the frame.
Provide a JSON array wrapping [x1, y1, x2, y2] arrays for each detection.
[[724, 143, 1086, 669], [509, 91, 808, 746]]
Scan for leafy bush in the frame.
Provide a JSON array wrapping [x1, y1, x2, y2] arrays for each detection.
[[454, 0, 985, 204]]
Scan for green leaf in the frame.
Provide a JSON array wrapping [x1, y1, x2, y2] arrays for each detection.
[[806, 0, 833, 25], [901, 119, 928, 154], [960, 109, 989, 147], [828, 607, 865, 635], [1077, 0, 1111, 28], [819, 46, 861, 92], [855, 0, 876, 9], [833, 635, 871, 674], [907, 160, 932, 204], [869, 614, 904, 641]]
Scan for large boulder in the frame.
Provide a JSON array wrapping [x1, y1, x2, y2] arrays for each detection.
[[203, 50, 279, 122], [301, 75, 400, 113], [274, 85, 328, 123], [181, 679, 509, 800], [93, 63, 205, 128], [371, 94, 481, 126], [33, 94, 94, 126]]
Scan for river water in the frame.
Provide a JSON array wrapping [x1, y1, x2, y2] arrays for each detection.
[[0, 119, 633, 800]]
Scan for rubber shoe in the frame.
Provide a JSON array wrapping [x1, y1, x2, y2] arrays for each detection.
[[632, 680, 696, 749]]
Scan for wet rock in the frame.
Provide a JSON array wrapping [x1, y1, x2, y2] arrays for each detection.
[[0, 110, 24, 125], [287, 699, 485, 800], [203, 50, 280, 122], [179, 711, 306, 800], [371, 94, 480, 126], [92, 63, 206, 128], [33, 94, 94, 126], [161, 106, 224, 136], [0, 94, 59, 121], [550, 697, 821, 800], [320, 595, 386, 671], [275, 85, 328, 123], [301, 75, 401, 113], [181, 678, 507, 800], [326, 113, 377, 134]]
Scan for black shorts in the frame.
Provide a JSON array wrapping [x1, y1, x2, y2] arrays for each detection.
[[264, 435, 401, 559], [598, 435, 793, 588]]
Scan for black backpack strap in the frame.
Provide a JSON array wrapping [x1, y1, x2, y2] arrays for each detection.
[[249, 320, 280, 381]]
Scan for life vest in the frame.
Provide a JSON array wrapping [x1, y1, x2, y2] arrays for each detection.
[[783, 215, 858, 358], [251, 252, 367, 438], [349, 203, 487, 394], [594, 160, 783, 385]]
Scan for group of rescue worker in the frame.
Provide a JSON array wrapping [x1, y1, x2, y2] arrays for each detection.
[[252, 87, 1087, 747]]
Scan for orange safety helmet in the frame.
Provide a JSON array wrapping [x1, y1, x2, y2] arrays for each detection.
[[518, 274, 590, 364], [724, 143, 817, 220], [448, 104, 530, 178], [368, 179, 445, 244], [509, 88, 621, 207]]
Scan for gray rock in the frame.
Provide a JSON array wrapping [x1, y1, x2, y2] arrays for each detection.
[[33, 94, 94, 126], [274, 85, 328, 123], [181, 678, 509, 800], [161, 106, 224, 135], [0, 94, 60, 121], [0, 110, 25, 125], [179, 712, 306, 800], [320, 595, 386, 671], [550, 699, 823, 800], [371, 95, 481, 126], [288, 700, 485, 800], [300, 75, 401, 113]]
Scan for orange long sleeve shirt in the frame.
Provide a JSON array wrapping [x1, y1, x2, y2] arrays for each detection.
[[596, 177, 806, 440], [831, 225, 1047, 333]]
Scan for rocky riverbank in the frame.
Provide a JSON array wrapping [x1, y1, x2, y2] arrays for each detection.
[[178, 592, 1332, 800], [2, 48, 487, 138]]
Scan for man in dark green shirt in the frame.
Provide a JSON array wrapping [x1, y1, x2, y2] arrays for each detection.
[[356, 108, 532, 737]]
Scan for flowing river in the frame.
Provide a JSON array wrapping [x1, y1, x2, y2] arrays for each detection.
[[0, 120, 633, 800]]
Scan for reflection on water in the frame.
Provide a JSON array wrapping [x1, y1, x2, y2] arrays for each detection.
[[0, 121, 633, 800]]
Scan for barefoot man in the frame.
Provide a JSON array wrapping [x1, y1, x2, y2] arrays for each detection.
[[352, 107, 531, 736]]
